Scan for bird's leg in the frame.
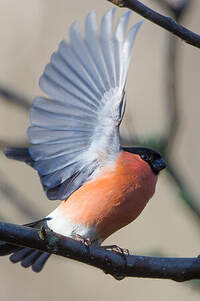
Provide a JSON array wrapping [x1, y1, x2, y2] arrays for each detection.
[[38, 224, 53, 240]]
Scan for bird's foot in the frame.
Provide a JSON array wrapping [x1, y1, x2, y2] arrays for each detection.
[[72, 234, 92, 247], [38, 225, 52, 240], [102, 245, 129, 280]]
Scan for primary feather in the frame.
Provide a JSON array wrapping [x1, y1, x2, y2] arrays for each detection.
[[7, 9, 143, 200]]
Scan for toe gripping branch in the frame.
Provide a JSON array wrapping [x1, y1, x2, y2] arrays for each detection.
[[102, 245, 130, 280], [0, 221, 200, 280], [70, 236, 129, 279]]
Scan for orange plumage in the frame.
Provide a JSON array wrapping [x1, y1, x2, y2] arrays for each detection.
[[58, 151, 157, 241]]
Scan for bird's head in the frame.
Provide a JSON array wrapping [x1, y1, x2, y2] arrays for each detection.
[[123, 147, 166, 175]]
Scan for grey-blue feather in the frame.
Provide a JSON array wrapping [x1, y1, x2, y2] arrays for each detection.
[[5, 9, 143, 201]]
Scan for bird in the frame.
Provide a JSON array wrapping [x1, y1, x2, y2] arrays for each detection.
[[0, 8, 166, 273]]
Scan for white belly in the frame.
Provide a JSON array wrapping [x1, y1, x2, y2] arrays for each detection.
[[46, 207, 102, 244]]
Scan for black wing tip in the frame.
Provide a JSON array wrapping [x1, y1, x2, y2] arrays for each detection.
[[4, 147, 32, 163]]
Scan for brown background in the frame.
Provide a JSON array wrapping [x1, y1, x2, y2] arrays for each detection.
[[0, 0, 200, 300]]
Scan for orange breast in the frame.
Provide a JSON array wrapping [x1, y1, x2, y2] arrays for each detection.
[[59, 151, 157, 240]]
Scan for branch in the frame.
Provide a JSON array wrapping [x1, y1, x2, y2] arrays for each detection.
[[108, 0, 200, 48], [163, 19, 180, 152], [160, 0, 190, 153], [0, 170, 41, 219], [166, 160, 200, 224], [0, 139, 29, 151], [0, 221, 199, 281], [0, 84, 30, 111], [118, 0, 200, 225], [153, 0, 189, 19]]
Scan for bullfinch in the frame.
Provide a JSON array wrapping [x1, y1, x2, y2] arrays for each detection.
[[0, 9, 166, 272]]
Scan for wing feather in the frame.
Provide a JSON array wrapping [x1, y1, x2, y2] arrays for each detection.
[[41, 164, 78, 187], [34, 152, 82, 175], [30, 107, 93, 130], [85, 11, 111, 90], [33, 97, 96, 118], [28, 127, 90, 144], [70, 22, 107, 93], [29, 141, 87, 160], [58, 40, 103, 96], [28, 9, 142, 200]]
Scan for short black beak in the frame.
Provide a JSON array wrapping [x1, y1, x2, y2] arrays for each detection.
[[152, 158, 167, 174]]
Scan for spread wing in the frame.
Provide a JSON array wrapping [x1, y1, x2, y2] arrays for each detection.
[[28, 9, 142, 200]]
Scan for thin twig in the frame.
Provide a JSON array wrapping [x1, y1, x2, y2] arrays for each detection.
[[0, 170, 41, 219], [163, 26, 179, 152], [161, 0, 190, 152], [0, 85, 30, 111], [153, 0, 189, 19], [0, 221, 199, 281], [108, 0, 200, 48], [155, 0, 200, 221], [119, 0, 200, 223], [153, 0, 174, 11], [166, 160, 200, 223]]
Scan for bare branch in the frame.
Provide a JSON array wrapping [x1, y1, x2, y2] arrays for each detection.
[[163, 27, 180, 152], [0, 221, 199, 281], [0, 140, 29, 151], [0, 84, 30, 111], [118, 0, 200, 224], [153, 0, 189, 19], [166, 160, 200, 225], [108, 0, 200, 48], [160, 0, 190, 152], [0, 170, 41, 219], [153, 0, 200, 222]]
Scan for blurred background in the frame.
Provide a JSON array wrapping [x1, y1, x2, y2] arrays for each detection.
[[0, 0, 200, 300]]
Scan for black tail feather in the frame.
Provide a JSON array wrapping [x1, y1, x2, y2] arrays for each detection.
[[20, 250, 42, 268], [0, 218, 51, 272], [10, 247, 32, 263], [0, 241, 20, 256], [4, 147, 34, 167], [32, 252, 51, 272]]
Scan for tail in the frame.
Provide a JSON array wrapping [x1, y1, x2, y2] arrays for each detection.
[[4, 147, 34, 167], [0, 218, 51, 272]]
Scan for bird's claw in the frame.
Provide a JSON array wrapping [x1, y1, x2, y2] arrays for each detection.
[[72, 234, 92, 246], [102, 245, 130, 256], [102, 245, 129, 281], [38, 225, 51, 240]]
